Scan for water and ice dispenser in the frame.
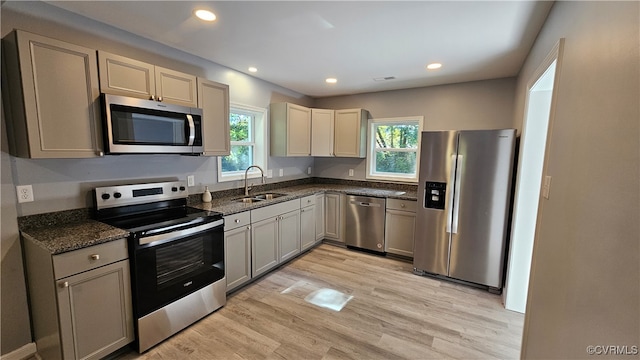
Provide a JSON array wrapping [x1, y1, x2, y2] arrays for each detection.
[[424, 182, 446, 210]]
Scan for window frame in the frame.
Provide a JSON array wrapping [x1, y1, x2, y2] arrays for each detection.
[[365, 116, 424, 183], [217, 103, 267, 183]]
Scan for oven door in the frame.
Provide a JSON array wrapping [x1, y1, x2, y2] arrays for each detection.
[[132, 220, 224, 317]]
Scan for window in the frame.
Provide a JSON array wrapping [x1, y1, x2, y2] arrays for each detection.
[[366, 116, 423, 182], [217, 103, 267, 182]]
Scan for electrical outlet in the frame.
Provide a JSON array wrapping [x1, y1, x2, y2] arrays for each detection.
[[279, 169, 284, 177], [267, 169, 273, 178], [307, 167, 312, 175], [349, 169, 354, 177], [187, 175, 195, 187], [16, 185, 34, 203]]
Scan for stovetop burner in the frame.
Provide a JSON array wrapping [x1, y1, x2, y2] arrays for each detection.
[[93, 180, 222, 236]]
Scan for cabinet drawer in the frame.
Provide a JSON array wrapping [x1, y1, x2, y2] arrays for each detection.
[[300, 195, 316, 208], [53, 238, 128, 280], [386, 198, 417, 212], [224, 211, 251, 231], [251, 199, 300, 223]]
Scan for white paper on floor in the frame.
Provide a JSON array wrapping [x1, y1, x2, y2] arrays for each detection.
[[304, 288, 354, 311]]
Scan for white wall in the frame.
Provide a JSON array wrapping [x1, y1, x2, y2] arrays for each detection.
[[516, 2, 639, 358], [313, 77, 517, 181]]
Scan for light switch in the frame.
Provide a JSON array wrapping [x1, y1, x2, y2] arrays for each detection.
[[349, 169, 354, 177], [542, 175, 552, 199]]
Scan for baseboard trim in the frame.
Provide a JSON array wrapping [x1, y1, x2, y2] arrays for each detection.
[[0, 343, 37, 360]]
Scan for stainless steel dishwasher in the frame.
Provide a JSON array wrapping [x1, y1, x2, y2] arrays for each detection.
[[345, 195, 386, 253]]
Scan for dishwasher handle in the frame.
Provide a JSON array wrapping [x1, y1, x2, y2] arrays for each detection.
[[357, 201, 381, 207]]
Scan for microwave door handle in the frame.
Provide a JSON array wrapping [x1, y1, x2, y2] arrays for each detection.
[[186, 114, 196, 146]]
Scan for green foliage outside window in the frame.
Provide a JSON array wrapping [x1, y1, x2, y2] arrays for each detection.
[[374, 124, 418, 175], [221, 113, 253, 172]]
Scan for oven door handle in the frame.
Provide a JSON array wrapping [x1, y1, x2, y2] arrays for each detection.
[[139, 219, 223, 246]]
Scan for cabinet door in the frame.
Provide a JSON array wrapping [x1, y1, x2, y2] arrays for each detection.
[[57, 260, 133, 360], [315, 194, 325, 241], [198, 78, 230, 156], [334, 109, 366, 158], [98, 51, 155, 100], [251, 217, 279, 277], [279, 210, 301, 262], [311, 108, 334, 156], [325, 193, 343, 242], [286, 103, 311, 156], [300, 205, 316, 251], [7, 31, 102, 158], [384, 210, 416, 258], [155, 66, 197, 107], [224, 225, 251, 292]]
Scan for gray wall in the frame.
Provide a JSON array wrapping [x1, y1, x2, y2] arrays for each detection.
[[313, 77, 516, 180], [515, 2, 639, 358], [1, 1, 315, 217]]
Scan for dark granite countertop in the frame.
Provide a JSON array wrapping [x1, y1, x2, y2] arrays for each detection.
[[19, 181, 417, 254], [190, 184, 418, 216], [21, 220, 129, 255]]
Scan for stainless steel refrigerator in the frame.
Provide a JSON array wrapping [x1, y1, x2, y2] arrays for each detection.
[[413, 129, 516, 292]]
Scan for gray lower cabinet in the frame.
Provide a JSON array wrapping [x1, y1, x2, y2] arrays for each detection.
[[384, 199, 417, 257], [300, 195, 317, 251], [315, 193, 325, 241], [251, 199, 300, 277], [23, 237, 133, 360], [324, 192, 344, 242], [278, 209, 301, 262], [251, 216, 280, 278], [224, 212, 252, 292]]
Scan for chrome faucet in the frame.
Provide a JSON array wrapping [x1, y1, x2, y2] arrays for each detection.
[[244, 165, 265, 196]]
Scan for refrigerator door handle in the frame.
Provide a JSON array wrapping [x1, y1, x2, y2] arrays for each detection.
[[451, 155, 463, 234], [446, 155, 457, 233]]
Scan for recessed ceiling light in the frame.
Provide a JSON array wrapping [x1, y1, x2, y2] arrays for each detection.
[[426, 63, 442, 70], [325, 78, 337, 84], [248, 67, 258, 73], [194, 9, 216, 22]]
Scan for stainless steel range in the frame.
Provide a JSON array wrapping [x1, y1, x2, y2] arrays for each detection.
[[94, 181, 225, 352]]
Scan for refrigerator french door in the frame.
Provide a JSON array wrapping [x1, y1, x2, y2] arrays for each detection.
[[413, 129, 516, 291]]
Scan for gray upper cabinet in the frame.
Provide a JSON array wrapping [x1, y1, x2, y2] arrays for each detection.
[[198, 78, 230, 156], [2, 30, 103, 158], [98, 51, 197, 107], [270, 102, 312, 156], [311, 108, 335, 157], [334, 108, 368, 158]]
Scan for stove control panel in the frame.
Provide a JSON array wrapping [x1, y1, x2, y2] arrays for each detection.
[[94, 181, 189, 210]]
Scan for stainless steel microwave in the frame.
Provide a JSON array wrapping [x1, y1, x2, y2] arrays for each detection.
[[101, 94, 204, 155]]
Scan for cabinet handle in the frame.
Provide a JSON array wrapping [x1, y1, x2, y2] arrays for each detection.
[[60, 281, 69, 288], [401, 203, 406, 208], [247, 226, 251, 230], [301, 209, 304, 213], [150, 95, 155, 101], [235, 219, 241, 223], [157, 96, 163, 102], [90, 254, 100, 260]]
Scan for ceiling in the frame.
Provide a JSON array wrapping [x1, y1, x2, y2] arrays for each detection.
[[44, 1, 553, 98]]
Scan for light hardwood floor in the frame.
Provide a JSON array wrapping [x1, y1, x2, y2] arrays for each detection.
[[115, 244, 523, 360]]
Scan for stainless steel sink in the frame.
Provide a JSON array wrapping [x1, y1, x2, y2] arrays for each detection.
[[235, 197, 264, 203], [253, 193, 287, 200]]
